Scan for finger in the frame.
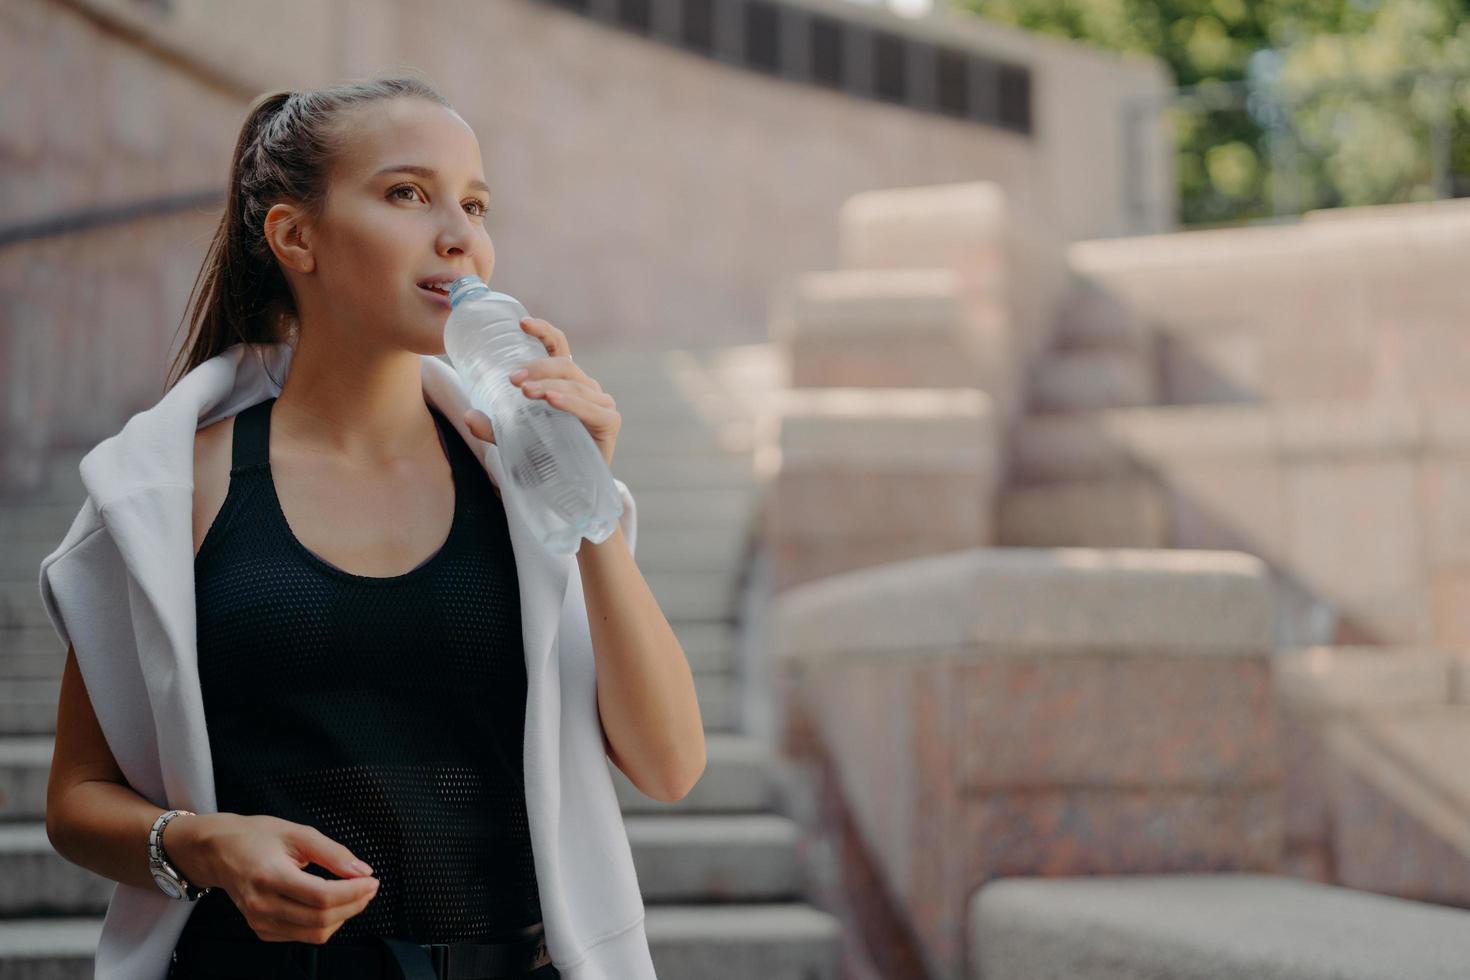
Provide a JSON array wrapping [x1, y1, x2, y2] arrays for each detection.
[[534, 387, 621, 426], [518, 377, 603, 399], [264, 878, 378, 931], [463, 408, 495, 444], [519, 317, 572, 360], [285, 824, 372, 881], [511, 355, 600, 393], [274, 863, 380, 910]]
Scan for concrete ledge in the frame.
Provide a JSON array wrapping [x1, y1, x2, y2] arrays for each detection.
[[971, 872, 1470, 980], [774, 547, 1271, 664]]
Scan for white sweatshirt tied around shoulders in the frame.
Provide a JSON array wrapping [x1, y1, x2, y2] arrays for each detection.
[[37, 341, 657, 980]]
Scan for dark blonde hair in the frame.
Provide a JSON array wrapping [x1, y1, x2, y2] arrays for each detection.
[[164, 75, 453, 393]]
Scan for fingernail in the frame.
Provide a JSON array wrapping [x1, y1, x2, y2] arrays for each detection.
[[351, 860, 373, 875], [510, 369, 527, 382]]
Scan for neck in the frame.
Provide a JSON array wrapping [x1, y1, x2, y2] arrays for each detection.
[[270, 324, 437, 465]]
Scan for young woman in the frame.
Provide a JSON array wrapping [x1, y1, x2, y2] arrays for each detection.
[[41, 76, 705, 980]]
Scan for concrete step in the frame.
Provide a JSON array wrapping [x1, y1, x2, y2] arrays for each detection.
[[1, 534, 76, 589], [613, 733, 776, 816], [0, 502, 83, 543], [0, 682, 55, 736], [0, 653, 64, 682], [616, 453, 762, 493], [0, 905, 841, 980], [1328, 706, 1470, 905], [628, 489, 759, 532], [670, 621, 739, 676], [604, 418, 759, 457], [0, 736, 52, 821], [695, 672, 742, 733], [1030, 348, 1156, 414], [646, 571, 742, 622], [1, 628, 65, 662], [1, 627, 65, 682], [997, 479, 1169, 548], [0, 451, 87, 507], [0, 824, 113, 917], [1010, 403, 1266, 485], [626, 814, 802, 903], [632, 524, 752, 576], [973, 872, 1470, 980], [643, 903, 841, 980], [0, 813, 803, 915], [0, 917, 100, 980], [0, 584, 50, 630], [1051, 278, 1152, 354]]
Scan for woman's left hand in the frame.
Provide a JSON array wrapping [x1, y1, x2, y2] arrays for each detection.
[[462, 316, 620, 469]]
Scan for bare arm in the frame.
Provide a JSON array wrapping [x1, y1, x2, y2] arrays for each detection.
[[577, 525, 706, 803], [45, 642, 218, 890]]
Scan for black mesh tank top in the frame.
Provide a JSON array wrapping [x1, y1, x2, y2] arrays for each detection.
[[180, 395, 541, 946]]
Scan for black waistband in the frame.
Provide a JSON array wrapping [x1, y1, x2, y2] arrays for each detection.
[[173, 921, 551, 980]]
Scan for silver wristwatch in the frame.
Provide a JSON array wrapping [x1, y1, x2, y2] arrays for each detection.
[[148, 809, 212, 901]]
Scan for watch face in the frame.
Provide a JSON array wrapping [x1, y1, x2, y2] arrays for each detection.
[[153, 871, 183, 899]]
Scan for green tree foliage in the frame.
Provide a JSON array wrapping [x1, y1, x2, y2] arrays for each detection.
[[952, 0, 1470, 224]]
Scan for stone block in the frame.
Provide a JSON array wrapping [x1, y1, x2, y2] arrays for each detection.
[[837, 182, 1008, 274], [1275, 646, 1456, 714], [953, 653, 1278, 788], [1030, 348, 1156, 413], [1420, 461, 1470, 570], [770, 468, 992, 541], [774, 268, 1021, 422], [1284, 458, 1422, 606], [997, 479, 1168, 548], [1329, 710, 1470, 906], [1050, 277, 1150, 353], [773, 547, 1272, 666], [1162, 457, 1286, 562], [1275, 647, 1458, 850], [972, 872, 1470, 980], [1159, 330, 1262, 404], [770, 532, 988, 595], [1331, 592, 1432, 648]]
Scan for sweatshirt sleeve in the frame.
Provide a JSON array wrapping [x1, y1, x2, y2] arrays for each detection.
[[37, 495, 104, 653], [612, 477, 636, 559]]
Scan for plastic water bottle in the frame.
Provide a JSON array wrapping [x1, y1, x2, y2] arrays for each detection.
[[443, 275, 623, 554]]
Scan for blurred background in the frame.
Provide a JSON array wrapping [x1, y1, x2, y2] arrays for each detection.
[[3, 0, 1470, 978]]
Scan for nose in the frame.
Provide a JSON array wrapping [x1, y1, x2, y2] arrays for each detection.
[[434, 205, 481, 258]]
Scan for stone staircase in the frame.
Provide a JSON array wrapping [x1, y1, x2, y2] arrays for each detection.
[[0, 343, 841, 979], [998, 259, 1470, 913]]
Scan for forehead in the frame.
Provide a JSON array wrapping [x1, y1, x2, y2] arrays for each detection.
[[336, 98, 483, 179]]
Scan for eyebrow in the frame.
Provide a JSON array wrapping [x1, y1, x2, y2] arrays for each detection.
[[374, 164, 490, 196]]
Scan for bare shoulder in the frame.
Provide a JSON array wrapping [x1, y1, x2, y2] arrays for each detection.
[[192, 415, 234, 558]]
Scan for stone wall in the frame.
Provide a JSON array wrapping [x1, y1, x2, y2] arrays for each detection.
[[0, 0, 1170, 494], [1006, 399, 1470, 651], [773, 547, 1279, 980], [1068, 201, 1470, 408]]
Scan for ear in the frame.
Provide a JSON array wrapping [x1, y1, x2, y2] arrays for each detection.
[[263, 201, 316, 274]]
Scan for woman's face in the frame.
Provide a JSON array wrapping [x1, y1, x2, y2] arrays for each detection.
[[288, 97, 496, 356]]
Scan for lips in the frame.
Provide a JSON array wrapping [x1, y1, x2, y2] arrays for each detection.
[[417, 282, 451, 307]]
